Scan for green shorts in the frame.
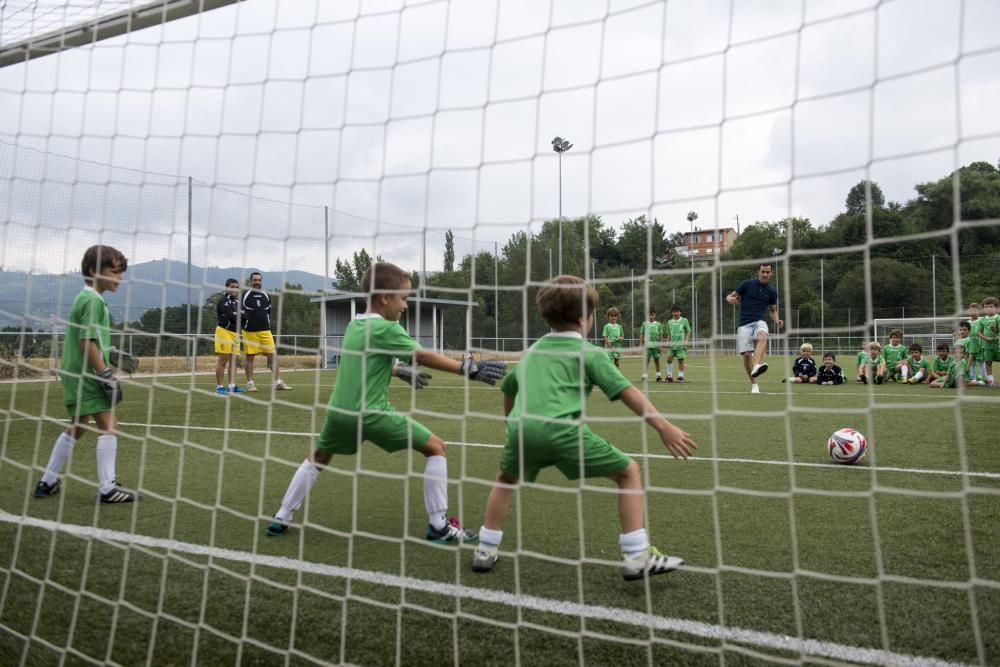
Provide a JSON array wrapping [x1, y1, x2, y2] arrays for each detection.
[[317, 409, 432, 455], [63, 377, 112, 418], [607, 348, 621, 360], [965, 338, 981, 355], [666, 346, 686, 360], [982, 347, 998, 362], [500, 421, 631, 483], [645, 348, 660, 361]]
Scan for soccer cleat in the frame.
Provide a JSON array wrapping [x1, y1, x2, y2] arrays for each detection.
[[34, 479, 60, 498], [640, 373, 648, 380], [265, 518, 289, 536], [666, 375, 673, 383], [426, 517, 478, 544], [275, 379, 292, 390], [471, 548, 498, 573], [750, 384, 760, 394], [677, 377, 684, 383], [655, 376, 662, 383], [231, 386, 246, 393], [246, 381, 258, 392], [99, 485, 137, 504], [620, 546, 684, 581], [750, 363, 768, 378], [874, 376, 884, 385], [215, 386, 228, 395], [860, 376, 868, 385]]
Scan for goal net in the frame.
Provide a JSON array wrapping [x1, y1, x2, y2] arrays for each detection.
[[1, 1, 999, 666]]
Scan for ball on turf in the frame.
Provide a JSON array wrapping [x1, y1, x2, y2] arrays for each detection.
[[828, 428, 868, 465]]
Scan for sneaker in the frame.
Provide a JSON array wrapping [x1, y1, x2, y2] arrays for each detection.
[[620, 546, 684, 581], [215, 386, 228, 396], [640, 373, 648, 380], [275, 379, 292, 390], [874, 376, 884, 385], [655, 376, 662, 383], [666, 375, 674, 383], [471, 548, 498, 573], [750, 384, 760, 394], [750, 363, 768, 378], [99, 485, 137, 504], [676, 377, 684, 383], [426, 517, 477, 544], [34, 479, 60, 498], [781, 377, 787, 383], [246, 381, 258, 392], [230, 386, 246, 393], [265, 519, 289, 536]]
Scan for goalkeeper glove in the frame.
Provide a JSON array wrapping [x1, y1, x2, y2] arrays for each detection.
[[396, 363, 431, 389], [457, 356, 506, 386], [97, 367, 123, 406], [108, 346, 139, 374]]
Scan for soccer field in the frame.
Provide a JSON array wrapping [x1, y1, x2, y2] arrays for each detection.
[[1, 355, 998, 666]]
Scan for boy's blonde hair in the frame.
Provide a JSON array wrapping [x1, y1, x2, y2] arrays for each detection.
[[800, 343, 813, 354], [537, 275, 598, 328], [888, 329, 903, 339], [606, 306, 620, 318], [361, 261, 411, 295], [869, 341, 882, 352]]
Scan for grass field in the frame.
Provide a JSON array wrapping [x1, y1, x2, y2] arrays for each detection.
[[1, 355, 998, 666]]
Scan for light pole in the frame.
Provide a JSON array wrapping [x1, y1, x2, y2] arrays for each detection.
[[687, 211, 698, 344], [552, 136, 573, 275], [772, 247, 782, 356], [494, 241, 499, 351]]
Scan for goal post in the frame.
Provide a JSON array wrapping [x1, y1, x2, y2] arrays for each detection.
[[873, 317, 963, 354]]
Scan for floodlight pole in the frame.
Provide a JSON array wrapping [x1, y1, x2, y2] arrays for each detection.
[[494, 241, 499, 351], [687, 211, 698, 346], [187, 176, 193, 371], [552, 136, 572, 275]]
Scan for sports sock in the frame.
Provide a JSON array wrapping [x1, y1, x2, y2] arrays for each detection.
[[619, 528, 649, 560], [478, 527, 503, 552], [900, 366, 909, 379], [913, 371, 924, 382], [96, 435, 118, 495], [666, 363, 673, 376], [424, 455, 449, 530], [678, 370, 684, 378], [41, 432, 76, 485], [655, 371, 661, 378], [275, 459, 321, 522]]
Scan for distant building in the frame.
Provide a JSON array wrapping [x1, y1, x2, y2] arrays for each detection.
[[681, 227, 737, 259]]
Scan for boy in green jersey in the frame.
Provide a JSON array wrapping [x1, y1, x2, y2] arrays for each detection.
[[639, 309, 664, 382], [928, 342, 953, 383], [266, 262, 505, 542], [860, 341, 887, 385], [471, 276, 696, 580], [34, 245, 138, 504], [967, 303, 983, 382], [664, 304, 691, 382], [602, 306, 625, 368], [903, 343, 932, 384], [977, 296, 998, 386], [956, 321, 973, 360], [933, 344, 973, 389], [854, 342, 869, 383], [883, 329, 907, 382]]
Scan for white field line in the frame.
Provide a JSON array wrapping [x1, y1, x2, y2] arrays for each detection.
[[0, 511, 971, 667], [5, 417, 995, 480]]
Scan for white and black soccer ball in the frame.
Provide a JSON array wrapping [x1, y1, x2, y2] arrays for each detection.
[[828, 428, 868, 465]]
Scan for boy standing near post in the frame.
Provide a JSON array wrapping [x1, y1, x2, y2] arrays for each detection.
[[664, 305, 691, 382], [639, 309, 664, 382], [34, 245, 138, 504], [602, 307, 625, 368]]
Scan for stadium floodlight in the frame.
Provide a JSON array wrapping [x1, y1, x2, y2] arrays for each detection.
[[687, 211, 699, 340], [552, 136, 573, 274]]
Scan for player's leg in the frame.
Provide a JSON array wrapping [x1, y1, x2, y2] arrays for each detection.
[[244, 352, 257, 390], [664, 352, 674, 381], [419, 433, 477, 543], [472, 470, 518, 573], [750, 324, 769, 377], [267, 448, 330, 535], [677, 352, 685, 381], [653, 351, 662, 380], [35, 416, 91, 497], [91, 411, 136, 503], [215, 353, 229, 394]]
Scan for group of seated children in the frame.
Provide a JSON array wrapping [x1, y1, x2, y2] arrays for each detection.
[[783, 343, 847, 385]]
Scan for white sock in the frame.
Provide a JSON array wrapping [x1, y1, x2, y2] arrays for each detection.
[[666, 363, 673, 375], [41, 432, 76, 485], [619, 527, 649, 560], [229, 383, 237, 389], [424, 455, 449, 530], [678, 371, 684, 378], [655, 371, 661, 378], [479, 527, 503, 552], [913, 371, 924, 382], [275, 459, 321, 522], [96, 435, 118, 495], [900, 366, 909, 379]]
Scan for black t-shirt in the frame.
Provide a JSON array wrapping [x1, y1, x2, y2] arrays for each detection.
[[817, 365, 845, 384], [216, 293, 240, 332], [241, 289, 271, 332], [734, 278, 778, 326]]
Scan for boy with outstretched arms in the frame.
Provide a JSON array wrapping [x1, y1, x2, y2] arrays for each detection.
[[266, 262, 505, 542], [602, 307, 625, 368], [34, 245, 138, 504], [639, 309, 664, 382], [664, 304, 691, 382], [471, 276, 696, 580]]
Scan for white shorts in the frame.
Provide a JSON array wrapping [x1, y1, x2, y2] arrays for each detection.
[[737, 321, 769, 354]]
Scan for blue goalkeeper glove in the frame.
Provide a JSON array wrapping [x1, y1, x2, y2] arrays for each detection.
[[457, 356, 506, 386], [396, 363, 431, 389], [97, 367, 123, 406]]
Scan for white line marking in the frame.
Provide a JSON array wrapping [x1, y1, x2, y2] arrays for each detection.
[[0, 511, 970, 667]]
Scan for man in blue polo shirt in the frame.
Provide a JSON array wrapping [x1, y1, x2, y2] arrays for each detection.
[[726, 263, 784, 394]]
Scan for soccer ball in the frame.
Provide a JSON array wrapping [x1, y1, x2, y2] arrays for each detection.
[[827, 428, 868, 465]]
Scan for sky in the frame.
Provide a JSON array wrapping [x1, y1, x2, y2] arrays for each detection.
[[1, 0, 999, 278]]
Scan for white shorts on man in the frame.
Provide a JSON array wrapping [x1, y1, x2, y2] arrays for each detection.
[[737, 321, 769, 354]]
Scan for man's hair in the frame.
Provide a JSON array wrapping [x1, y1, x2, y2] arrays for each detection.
[[537, 275, 598, 328], [800, 343, 813, 354], [81, 244, 127, 280], [889, 329, 903, 339], [361, 261, 411, 295], [225, 278, 239, 287], [983, 296, 1000, 307], [936, 342, 950, 353], [823, 352, 836, 361], [606, 306, 620, 318], [250, 271, 263, 281], [758, 263, 772, 271], [908, 343, 922, 353]]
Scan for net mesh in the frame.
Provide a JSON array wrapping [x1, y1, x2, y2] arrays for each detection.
[[1, 1, 999, 665]]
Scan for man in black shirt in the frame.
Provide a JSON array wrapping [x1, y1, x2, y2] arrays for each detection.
[[214, 278, 245, 395], [242, 271, 291, 391]]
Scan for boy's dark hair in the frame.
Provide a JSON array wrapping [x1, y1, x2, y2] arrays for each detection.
[[983, 296, 1000, 307], [81, 244, 127, 280], [606, 306, 620, 318], [225, 278, 239, 287], [958, 321, 970, 331], [969, 302, 980, 308], [537, 275, 598, 328], [936, 342, 949, 353], [889, 329, 903, 339], [361, 261, 411, 295], [648, 308, 656, 316], [670, 304, 681, 311], [823, 352, 836, 360], [908, 343, 922, 353]]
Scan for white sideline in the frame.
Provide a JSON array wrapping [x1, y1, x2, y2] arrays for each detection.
[[0, 511, 970, 667]]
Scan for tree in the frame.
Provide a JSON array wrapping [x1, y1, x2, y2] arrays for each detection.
[[333, 249, 380, 292], [443, 230, 455, 273], [616, 215, 669, 269], [845, 180, 886, 215]]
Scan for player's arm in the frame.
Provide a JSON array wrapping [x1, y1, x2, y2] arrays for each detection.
[[503, 393, 515, 416], [768, 304, 783, 329], [725, 290, 740, 305], [79, 338, 109, 373], [414, 349, 506, 385], [617, 386, 695, 459]]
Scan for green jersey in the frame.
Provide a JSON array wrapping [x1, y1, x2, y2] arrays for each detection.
[[855, 351, 867, 367], [500, 333, 632, 444], [956, 336, 972, 353], [932, 355, 952, 373], [908, 355, 931, 375], [666, 317, 691, 347], [979, 314, 1000, 349], [639, 320, 663, 348], [61, 287, 112, 411], [967, 319, 983, 353], [602, 322, 625, 348], [883, 343, 906, 367], [329, 315, 419, 413], [944, 358, 968, 388], [865, 353, 885, 369]]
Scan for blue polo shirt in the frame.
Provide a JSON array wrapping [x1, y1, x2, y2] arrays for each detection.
[[735, 278, 778, 326]]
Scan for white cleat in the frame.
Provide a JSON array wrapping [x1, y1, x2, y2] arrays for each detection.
[[750, 384, 760, 394]]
